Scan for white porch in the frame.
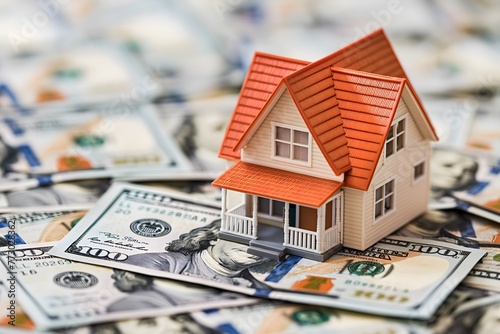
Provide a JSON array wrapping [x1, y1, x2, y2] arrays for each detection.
[[220, 190, 344, 258]]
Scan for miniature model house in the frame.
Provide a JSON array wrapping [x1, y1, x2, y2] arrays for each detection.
[[212, 29, 438, 261]]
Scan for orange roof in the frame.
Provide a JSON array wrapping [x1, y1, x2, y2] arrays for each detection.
[[278, 29, 410, 180], [218, 52, 310, 160], [220, 29, 408, 160], [217, 28, 438, 194], [331, 67, 405, 190], [212, 161, 343, 207]]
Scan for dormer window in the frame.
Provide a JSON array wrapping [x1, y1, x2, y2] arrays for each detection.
[[385, 116, 406, 159], [272, 122, 311, 165]]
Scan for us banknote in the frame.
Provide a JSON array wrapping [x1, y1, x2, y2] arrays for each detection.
[[0, 179, 110, 213], [395, 209, 500, 292], [56, 313, 219, 334], [50, 184, 486, 320], [0, 281, 36, 332], [0, 179, 220, 214], [0, 242, 252, 330], [430, 145, 500, 222], [0, 105, 193, 191], [159, 94, 235, 173], [191, 301, 429, 334], [0, 211, 85, 246], [467, 103, 500, 155], [433, 294, 500, 334], [0, 281, 222, 334], [0, 43, 160, 109]]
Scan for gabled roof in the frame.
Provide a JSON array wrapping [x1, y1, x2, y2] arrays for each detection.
[[273, 28, 415, 186], [220, 29, 408, 160], [217, 29, 438, 193], [218, 52, 310, 160]]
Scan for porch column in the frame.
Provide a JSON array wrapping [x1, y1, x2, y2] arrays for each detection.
[[284, 202, 290, 245], [339, 192, 344, 244], [316, 205, 325, 253], [221, 189, 227, 231], [252, 195, 258, 238]]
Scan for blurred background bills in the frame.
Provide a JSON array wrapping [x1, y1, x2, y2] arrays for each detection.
[[1, 0, 500, 333]]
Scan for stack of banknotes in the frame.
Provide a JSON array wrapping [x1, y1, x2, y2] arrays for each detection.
[[2, 1, 500, 333]]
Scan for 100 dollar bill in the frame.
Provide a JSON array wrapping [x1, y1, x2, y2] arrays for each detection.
[[0, 105, 199, 192], [0, 211, 85, 246], [49, 184, 487, 320], [395, 209, 500, 292], [0, 242, 252, 330], [430, 146, 500, 220]]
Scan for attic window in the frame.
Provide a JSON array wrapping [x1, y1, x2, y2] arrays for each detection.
[[385, 116, 406, 159], [272, 123, 311, 165]]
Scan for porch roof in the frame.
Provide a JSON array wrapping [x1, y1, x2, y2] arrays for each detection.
[[212, 161, 343, 208]]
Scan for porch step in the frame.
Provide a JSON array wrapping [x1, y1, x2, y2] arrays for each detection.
[[248, 239, 286, 261]]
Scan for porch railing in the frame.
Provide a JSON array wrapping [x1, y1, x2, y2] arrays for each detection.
[[322, 226, 340, 253], [286, 226, 318, 252], [286, 226, 341, 253], [222, 203, 254, 238]]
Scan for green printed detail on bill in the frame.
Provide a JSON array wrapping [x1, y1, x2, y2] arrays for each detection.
[[348, 261, 385, 276], [54, 68, 82, 79], [71, 218, 82, 228], [291, 309, 330, 325], [74, 134, 106, 147]]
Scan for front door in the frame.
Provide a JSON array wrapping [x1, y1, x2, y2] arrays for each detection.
[[256, 197, 284, 243], [257, 197, 284, 227], [289, 204, 297, 227]]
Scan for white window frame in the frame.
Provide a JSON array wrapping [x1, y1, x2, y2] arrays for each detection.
[[384, 115, 407, 160], [271, 122, 312, 167], [373, 177, 396, 223], [412, 159, 426, 185]]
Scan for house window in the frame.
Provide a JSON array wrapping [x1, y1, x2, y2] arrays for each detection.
[[385, 116, 406, 159], [273, 123, 310, 164], [257, 197, 284, 218], [374, 179, 395, 220], [413, 161, 425, 182]]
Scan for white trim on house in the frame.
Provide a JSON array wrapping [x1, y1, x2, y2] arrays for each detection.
[[401, 87, 438, 141], [220, 190, 344, 254]]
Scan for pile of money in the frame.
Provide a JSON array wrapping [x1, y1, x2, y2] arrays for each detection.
[[1, 1, 500, 333]]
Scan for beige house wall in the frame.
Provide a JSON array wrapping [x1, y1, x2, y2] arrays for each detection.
[[242, 90, 343, 182], [354, 98, 431, 250], [342, 187, 365, 249]]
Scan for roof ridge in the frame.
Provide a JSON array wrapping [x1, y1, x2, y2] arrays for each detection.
[[253, 51, 311, 66], [282, 29, 388, 83], [331, 66, 406, 84]]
